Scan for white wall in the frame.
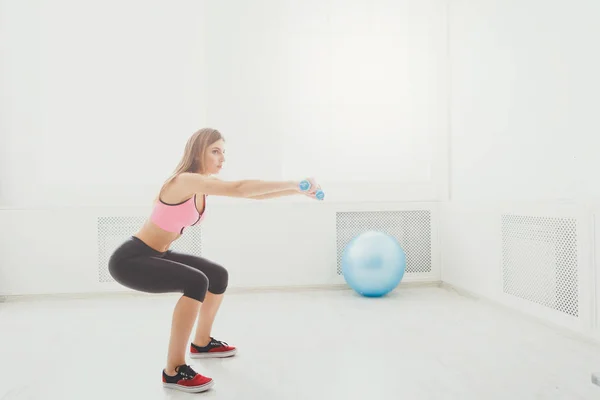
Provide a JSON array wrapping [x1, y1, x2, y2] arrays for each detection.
[[0, 203, 341, 296], [203, 0, 448, 203], [0, 0, 42, 205], [0, 0, 446, 296], [448, 0, 600, 203], [1, 0, 446, 207], [0, 201, 440, 296], [441, 202, 596, 336], [0, 0, 208, 208], [443, 0, 600, 340], [595, 212, 600, 335]]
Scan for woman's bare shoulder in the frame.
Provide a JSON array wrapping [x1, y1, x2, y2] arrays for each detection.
[[158, 173, 199, 202], [172, 173, 240, 197], [175, 172, 219, 185]]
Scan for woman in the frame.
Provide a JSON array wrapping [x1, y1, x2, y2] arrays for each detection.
[[108, 128, 321, 393]]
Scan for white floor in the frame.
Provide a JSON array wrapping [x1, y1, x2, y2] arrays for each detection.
[[1, 285, 600, 400]]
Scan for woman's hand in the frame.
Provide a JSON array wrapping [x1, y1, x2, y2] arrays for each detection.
[[299, 177, 323, 200], [299, 177, 320, 194], [302, 190, 321, 200]]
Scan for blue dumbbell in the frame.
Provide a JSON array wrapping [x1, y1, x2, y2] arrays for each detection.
[[299, 180, 325, 200]]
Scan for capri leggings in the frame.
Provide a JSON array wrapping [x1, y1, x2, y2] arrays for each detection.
[[108, 236, 228, 302]]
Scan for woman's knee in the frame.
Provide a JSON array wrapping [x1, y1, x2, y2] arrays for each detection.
[[184, 271, 209, 302], [208, 264, 229, 295]]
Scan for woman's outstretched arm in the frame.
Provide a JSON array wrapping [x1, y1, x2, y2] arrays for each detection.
[[177, 173, 303, 198], [247, 190, 301, 200]]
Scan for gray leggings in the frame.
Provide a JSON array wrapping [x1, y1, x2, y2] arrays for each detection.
[[108, 236, 228, 302]]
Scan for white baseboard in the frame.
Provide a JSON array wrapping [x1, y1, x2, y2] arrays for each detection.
[[0, 280, 442, 303]]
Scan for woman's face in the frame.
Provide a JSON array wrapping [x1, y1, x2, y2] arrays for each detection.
[[203, 139, 225, 175]]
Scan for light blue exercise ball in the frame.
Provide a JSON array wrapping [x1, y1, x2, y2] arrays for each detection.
[[341, 230, 406, 297]]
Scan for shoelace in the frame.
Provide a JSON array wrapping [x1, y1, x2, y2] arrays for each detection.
[[210, 337, 229, 347], [176, 364, 197, 380]]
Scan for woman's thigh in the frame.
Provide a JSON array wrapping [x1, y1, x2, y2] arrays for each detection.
[[109, 254, 210, 302], [163, 251, 229, 295]]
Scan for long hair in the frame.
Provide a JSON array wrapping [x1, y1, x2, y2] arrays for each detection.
[[157, 128, 224, 198], [171, 128, 224, 177]]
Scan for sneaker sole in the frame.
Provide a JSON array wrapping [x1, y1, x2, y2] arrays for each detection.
[[190, 349, 237, 359], [163, 380, 214, 393]]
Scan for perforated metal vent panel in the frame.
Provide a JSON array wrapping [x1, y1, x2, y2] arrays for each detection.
[[501, 214, 578, 317], [97, 216, 202, 283], [336, 210, 432, 275]]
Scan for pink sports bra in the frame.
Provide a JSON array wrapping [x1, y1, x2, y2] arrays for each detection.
[[150, 193, 206, 234]]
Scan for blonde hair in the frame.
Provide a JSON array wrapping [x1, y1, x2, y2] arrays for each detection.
[[157, 128, 224, 200]]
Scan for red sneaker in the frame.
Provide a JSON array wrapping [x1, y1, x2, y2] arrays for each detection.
[[162, 364, 214, 393], [190, 337, 237, 358]]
